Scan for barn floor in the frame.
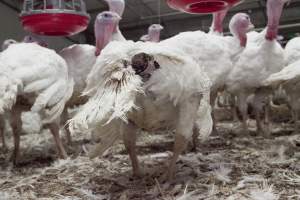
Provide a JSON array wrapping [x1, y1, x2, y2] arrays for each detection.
[[0, 120, 299, 200]]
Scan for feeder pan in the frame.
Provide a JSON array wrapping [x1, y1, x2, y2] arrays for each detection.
[[20, 0, 90, 36], [167, 0, 242, 14]]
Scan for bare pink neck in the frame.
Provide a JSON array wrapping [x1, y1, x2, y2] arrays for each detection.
[[211, 8, 230, 34], [212, 15, 223, 33], [239, 34, 247, 47], [266, 24, 278, 41], [149, 31, 160, 42], [265, 0, 284, 41]]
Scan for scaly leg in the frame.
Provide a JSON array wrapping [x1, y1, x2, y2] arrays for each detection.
[[230, 94, 239, 122], [191, 126, 199, 152], [210, 91, 218, 134], [61, 108, 72, 145], [0, 115, 7, 150], [237, 93, 249, 134], [167, 94, 201, 180], [122, 121, 141, 177], [254, 106, 263, 134], [264, 100, 271, 137], [167, 134, 188, 181], [254, 89, 271, 136], [293, 109, 299, 133], [10, 107, 22, 165], [47, 123, 68, 159]]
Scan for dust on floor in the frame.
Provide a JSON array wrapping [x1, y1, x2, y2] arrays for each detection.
[[0, 121, 299, 200]]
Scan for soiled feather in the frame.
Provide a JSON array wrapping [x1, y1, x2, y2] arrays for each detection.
[[69, 59, 143, 133], [70, 41, 211, 140]]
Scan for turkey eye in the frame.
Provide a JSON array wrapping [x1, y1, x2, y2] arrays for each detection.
[[104, 13, 110, 18]]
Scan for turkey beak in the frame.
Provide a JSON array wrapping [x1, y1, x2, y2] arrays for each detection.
[[94, 13, 120, 56]]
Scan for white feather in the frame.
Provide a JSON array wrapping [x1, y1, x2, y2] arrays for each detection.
[[160, 31, 240, 91], [0, 43, 73, 123], [195, 93, 213, 141], [70, 40, 211, 139], [59, 44, 97, 100], [227, 30, 284, 93], [284, 37, 300, 65], [263, 59, 300, 87]]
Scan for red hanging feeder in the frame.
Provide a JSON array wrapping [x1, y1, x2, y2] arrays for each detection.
[[167, 0, 242, 14], [20, 0, 90, 36]]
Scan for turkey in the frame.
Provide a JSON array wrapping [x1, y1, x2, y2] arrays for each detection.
[[263, 60, 300, 130], [59, 11, 123, 144], [285, 37, 300, 65], [210, 8, 251, 131], [0, 39, 17, 150], [159, 12, 253, 134], [94, 10, 124, 56], [0, 37, 49, 151], [67, 10, 251, 181], [0, 43, 74, 164], [226, 0, 287, 136], [22, 34, 48, 47], [140, 24, 164, 42], [2, 35, 47, 51], [102, 0, 126, 44], [1, 39, 17, 51], [263, 36, 300, 132], [69, 39, 211, 180]]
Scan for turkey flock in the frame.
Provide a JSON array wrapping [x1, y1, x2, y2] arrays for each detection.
[[0, 0, 298, 181]]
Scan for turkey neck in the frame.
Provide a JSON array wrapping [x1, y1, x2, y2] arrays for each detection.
[[148, 30, 161, 43], [211, 7, 230, 34], [238, 33, 247, 47], [266, 0, 286, 41]]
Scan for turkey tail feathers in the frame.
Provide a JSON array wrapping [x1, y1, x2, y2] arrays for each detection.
[[0, 71, 19, 113], [69, 59, 142, 135]]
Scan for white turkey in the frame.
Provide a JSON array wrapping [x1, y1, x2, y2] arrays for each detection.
[[59, 11, 123, 144], [102, 0, 126, 45], [69, 39, 211, 180], [94, 10, 124, 56], [140, 24, 164, 42], [0, 37, 49, 152], [263, 36, 300, 132], [0, 43, 74, 164], [285, 37, 300, 65], [22, 34, 48, 47], [1, 39, 17, 51], [0, 39, 17, 150], [2, 35, 47, 51], [210, 8, 251, 132], [69, 12, 253, 179], [226, 0, 287, 136], [159, 12, 253, 134], [81, 12, 252, 150]]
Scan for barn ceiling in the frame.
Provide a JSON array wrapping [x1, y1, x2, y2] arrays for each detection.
[[1, 0, 300, 44]]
